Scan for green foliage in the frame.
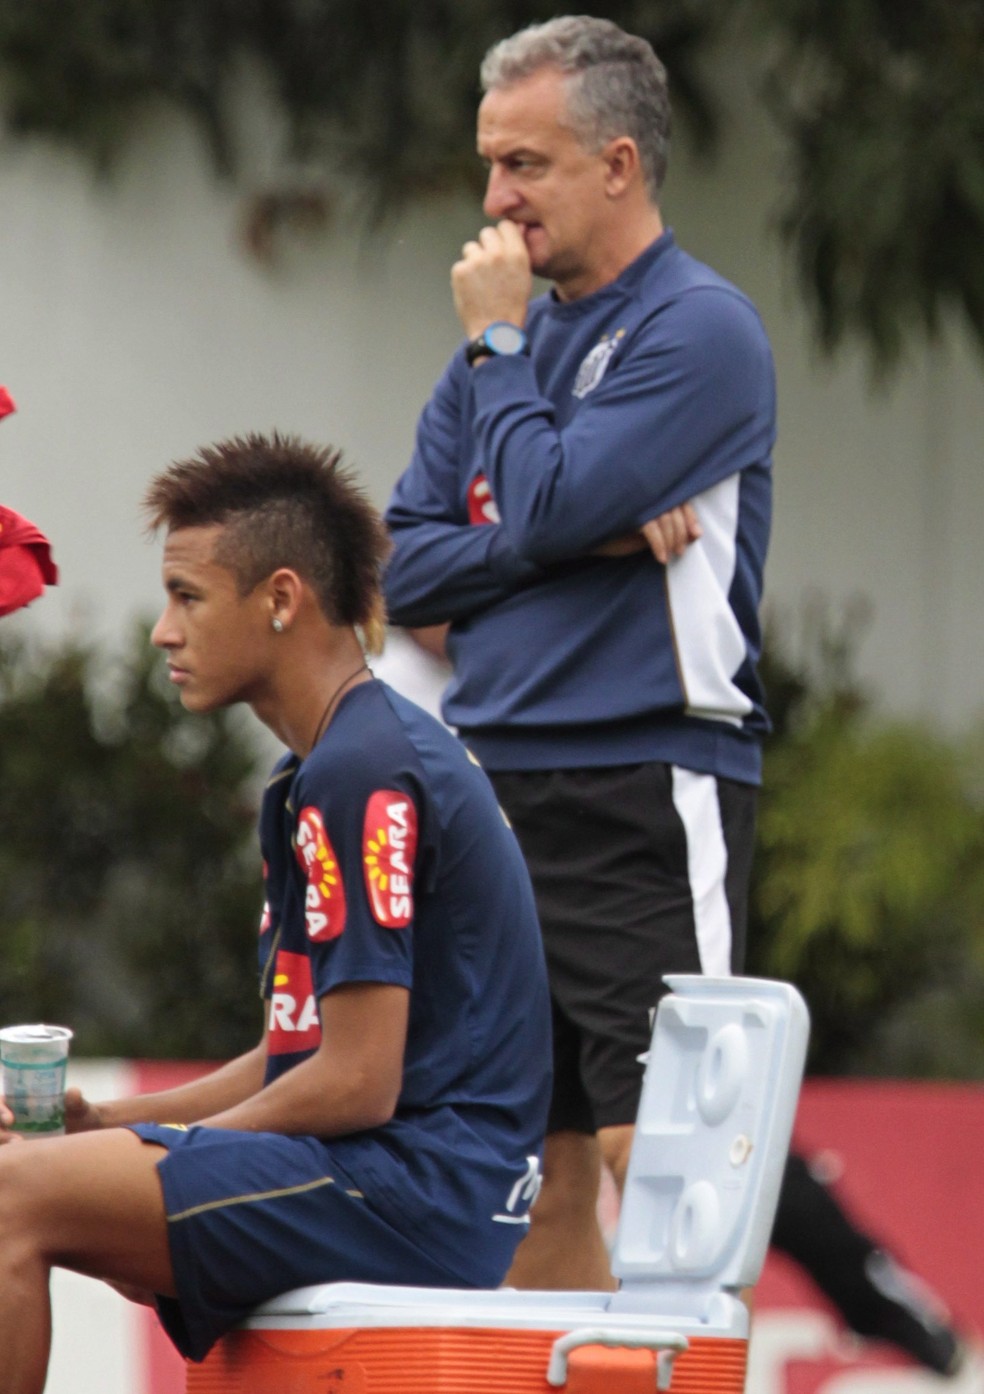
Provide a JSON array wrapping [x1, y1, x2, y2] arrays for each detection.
[[748, 609, 984, 1077], [5, 0, 981, 368], [0, 0, 723, 230], [0, 0, 246, 171], [753, 0, 984, 373], [0, 623, 265, 1059]]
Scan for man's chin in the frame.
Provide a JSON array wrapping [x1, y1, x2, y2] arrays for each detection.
[[527, 243, 569, 287], [178, 689, 217, 715]]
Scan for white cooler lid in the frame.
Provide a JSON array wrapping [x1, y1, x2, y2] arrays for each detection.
[[610, 975, 808, 1310]]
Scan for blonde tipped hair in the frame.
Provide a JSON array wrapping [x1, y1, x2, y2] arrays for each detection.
[[145, 431, 390, 638]]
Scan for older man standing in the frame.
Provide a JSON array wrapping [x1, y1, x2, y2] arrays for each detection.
[[384, 16, 774, 1288], [383, 25, 972, 1376]]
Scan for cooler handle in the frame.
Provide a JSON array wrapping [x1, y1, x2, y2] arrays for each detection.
[[546, 1327, 689, 1391]]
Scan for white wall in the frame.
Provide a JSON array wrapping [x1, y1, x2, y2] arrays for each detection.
[[2, 51, 982, 730], [0, 97, 475, 653]]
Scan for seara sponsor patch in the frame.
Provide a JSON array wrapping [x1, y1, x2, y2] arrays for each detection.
[[294, 806, 347, 942], [268, 950, 321, 1054], [363, 790, 418, 928]]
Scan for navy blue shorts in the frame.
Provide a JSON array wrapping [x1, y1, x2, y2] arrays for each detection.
[[130, 1122, 476, 1362]]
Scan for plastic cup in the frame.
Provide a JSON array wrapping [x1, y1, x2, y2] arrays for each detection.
[[0, 1024, 73, 1137]]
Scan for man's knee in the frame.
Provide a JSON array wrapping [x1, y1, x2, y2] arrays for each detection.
[[0, 1132, 173, 1294]]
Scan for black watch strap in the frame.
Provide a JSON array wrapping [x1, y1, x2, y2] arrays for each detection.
[[465, 339, 494, 365]]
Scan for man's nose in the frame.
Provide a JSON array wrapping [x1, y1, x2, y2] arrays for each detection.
[[483, 165, 519, 219], [150, 607, 176, 649]]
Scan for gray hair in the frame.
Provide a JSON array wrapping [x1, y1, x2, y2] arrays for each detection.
[[480, 16, 671, 200]]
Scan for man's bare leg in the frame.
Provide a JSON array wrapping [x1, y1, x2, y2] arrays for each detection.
[[505, 1131, 617, 1290], [0, 1129, 174, 1394]]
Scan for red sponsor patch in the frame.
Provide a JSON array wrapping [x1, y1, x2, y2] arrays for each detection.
[[467, 473, 500, 525], [294, 806, 347, 942], [267, 949, 321, 1054], [363, 790, 418, 929]]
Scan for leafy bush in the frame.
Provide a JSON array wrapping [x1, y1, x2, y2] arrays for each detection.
[[748, 606, 984, 1077], [0, 622, 265, 1058]]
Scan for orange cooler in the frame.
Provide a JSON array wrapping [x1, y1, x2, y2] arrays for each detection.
[[187, 976, 809, 1394], [187, 1321, 748, 1393]]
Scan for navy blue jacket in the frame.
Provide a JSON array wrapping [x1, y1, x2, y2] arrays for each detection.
[[384, 231, 775, 784]]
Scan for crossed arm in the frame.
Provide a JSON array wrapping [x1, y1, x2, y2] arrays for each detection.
[[385, 223, 725, 629]]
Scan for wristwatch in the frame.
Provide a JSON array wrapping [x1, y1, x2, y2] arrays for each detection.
[[465, 321, 528, 366]]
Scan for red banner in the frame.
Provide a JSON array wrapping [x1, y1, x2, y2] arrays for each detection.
[[752, 1079, 983, 1390]]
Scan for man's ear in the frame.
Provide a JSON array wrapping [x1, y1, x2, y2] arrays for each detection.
[[266, 567, 305, 633], [602, 136, 641, 198]]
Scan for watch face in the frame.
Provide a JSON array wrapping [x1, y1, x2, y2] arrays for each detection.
[[486, 321, 527, 355]]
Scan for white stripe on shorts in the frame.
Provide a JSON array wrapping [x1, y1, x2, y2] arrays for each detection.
[[670, 766, 732, 977]]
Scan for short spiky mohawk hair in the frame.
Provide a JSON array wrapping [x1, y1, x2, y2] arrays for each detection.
[[144, 432, 388, 652]]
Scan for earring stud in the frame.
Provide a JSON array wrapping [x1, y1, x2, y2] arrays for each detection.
[[272, 617, 284, 633]]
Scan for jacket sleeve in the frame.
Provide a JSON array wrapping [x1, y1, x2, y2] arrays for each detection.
[[383, 356, 543, 628], [472, 288, 776, 565]]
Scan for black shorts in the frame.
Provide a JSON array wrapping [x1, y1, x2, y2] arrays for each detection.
[[489, 763, 756, 1134]]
